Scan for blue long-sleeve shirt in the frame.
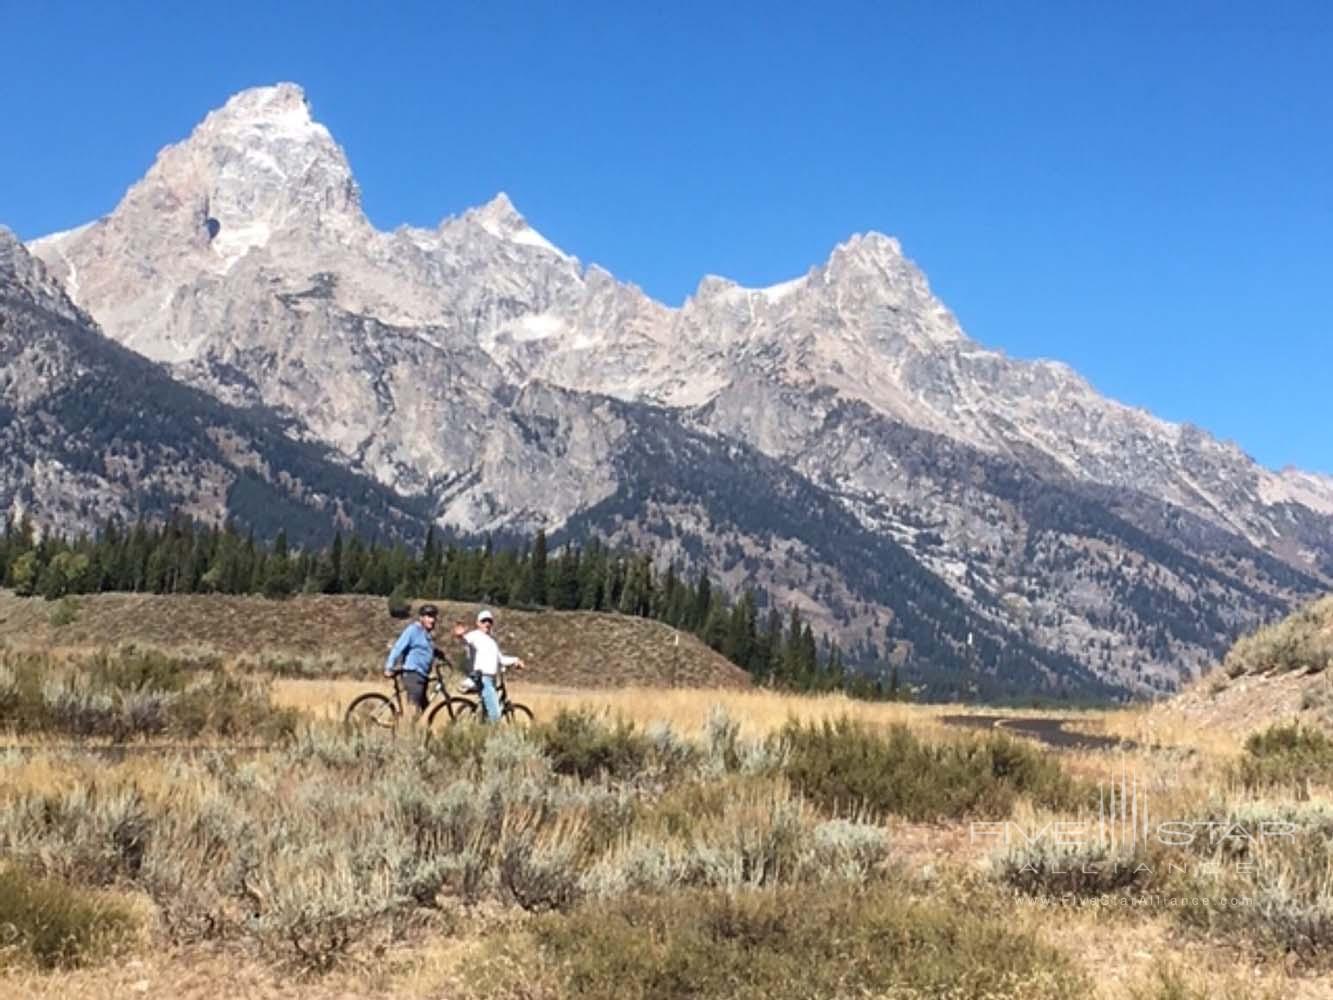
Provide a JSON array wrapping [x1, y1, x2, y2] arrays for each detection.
[[385, 622, 435, 676]]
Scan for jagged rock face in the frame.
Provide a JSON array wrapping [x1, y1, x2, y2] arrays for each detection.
[[0, 228, 427, 543], [22, 83, 1333, 696]]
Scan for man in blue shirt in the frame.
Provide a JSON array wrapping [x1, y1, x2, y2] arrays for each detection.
[[384, 603, 440, 715]]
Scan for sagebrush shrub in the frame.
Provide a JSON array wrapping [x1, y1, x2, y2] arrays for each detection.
[[991, 839, 1157, 898], [0, 865, 136, 969], [1222, 596, 1333, 676], [1236, 723, 1333, 790], [777, 717, 1084, 821], [503, 885, 1085, 1000], [499, 837, 584, 912], [536, 709, 653, 781], [1164, 811, 1333, 966], [0, 648, 295, 740]]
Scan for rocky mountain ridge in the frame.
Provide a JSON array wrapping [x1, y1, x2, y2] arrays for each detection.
[[0, 227, 427, 543], [19, 82, 1333, 696]]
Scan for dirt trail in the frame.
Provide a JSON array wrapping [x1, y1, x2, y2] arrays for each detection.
[[941, 714, 1132, 750]]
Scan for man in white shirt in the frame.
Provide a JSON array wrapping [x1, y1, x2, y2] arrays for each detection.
[[452, 608, 525, 722]]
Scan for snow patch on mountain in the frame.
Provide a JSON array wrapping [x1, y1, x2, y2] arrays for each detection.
[[758, 275, 807, 302]]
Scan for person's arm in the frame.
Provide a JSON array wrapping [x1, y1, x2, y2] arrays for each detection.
[[499, 652, 524, 670], [384, 626, 413, 675]]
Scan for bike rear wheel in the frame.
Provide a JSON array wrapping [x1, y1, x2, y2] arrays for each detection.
[[344, 692, 399, 734]]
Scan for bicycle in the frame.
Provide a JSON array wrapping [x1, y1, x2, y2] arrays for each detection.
[[427, 668, 533, 732], [344, 653, 465, 735]]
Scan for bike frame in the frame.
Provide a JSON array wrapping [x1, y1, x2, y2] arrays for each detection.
[[386, 660, 451, 716]]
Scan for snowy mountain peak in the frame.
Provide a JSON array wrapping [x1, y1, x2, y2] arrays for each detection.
[[827, 231, 907, 270], [475, 191, 522, 224], [181, 81, 361, 226], [464, 191, 569, 258], [206, 82, 317, 132]]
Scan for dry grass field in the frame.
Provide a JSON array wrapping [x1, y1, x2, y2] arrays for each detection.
[[2, 593, 1332, 999]]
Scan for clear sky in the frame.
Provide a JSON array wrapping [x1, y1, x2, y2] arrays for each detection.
[[4, 1, 1330, 474]]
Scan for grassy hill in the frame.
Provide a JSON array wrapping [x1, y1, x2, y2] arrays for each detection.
[[1086, 594, 1333, 745], [0, 591, 750, 689], [1219, 593, 1333, 678]]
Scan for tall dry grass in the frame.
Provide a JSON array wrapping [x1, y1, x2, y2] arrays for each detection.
[[6, 641, 1333, 997]]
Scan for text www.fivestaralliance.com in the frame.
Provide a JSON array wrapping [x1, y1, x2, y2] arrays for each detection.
[[1009, 895, 1255, 910]]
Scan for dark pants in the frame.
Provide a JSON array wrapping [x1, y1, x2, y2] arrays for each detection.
[[401, 671, 429, 713]]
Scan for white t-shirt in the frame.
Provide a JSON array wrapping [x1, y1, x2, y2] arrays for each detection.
[[463, 628, 517, 676]]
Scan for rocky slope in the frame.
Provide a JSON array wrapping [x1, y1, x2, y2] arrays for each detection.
[[0, 228, 427, 543], [20, 82, 1333, 696]]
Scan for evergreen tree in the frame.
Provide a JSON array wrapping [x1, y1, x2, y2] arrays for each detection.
[[262, 552, 293, 599], [323, 531, 344, 593], [422, 525, 439, 578], [529, 529, 548, 606], [691, 572, 712, 630], [578, 539, 605, 611], [554, 545, 580, 610], [723, 591, 758, 671], [479, 541, 506, 603], [702, 591, 729, 651], [10, 551, 39, 597]]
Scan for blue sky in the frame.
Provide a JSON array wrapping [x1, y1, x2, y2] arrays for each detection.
[[4, 1, 1330, 473]]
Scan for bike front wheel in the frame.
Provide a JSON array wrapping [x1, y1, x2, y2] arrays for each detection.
[[505, 702, 534, 726], [425, 697, 476, 739], [344, 692, 399, 734], [449, 699, 533, 726]]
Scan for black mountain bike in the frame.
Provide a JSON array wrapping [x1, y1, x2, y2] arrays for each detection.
[[344, 654, 464, 734], [426, 670, 533, 733]]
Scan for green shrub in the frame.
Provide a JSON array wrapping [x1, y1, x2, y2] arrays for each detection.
[[777, 717, 1085, 821], [536, 709, 653, 781], [1235, 723, 1333, 790], [0, 865, 136, 969], [504, 886, 1084, 1000], [250, 856, 397, 973], [171, 673, 300, 742], [499, 837, 583, 912], [638, 779, 740, 839], [991, 839, 1158, 898], [0, 648, 297, 741], [1222, 596, 1333, 676], [0, 784, 153, 885], [92, 645, 220, 693], [48, 597, 80, 627], [386, 585, 411, 619]]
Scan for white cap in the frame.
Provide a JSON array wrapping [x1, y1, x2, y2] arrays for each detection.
[[477, 608, 495, 624]]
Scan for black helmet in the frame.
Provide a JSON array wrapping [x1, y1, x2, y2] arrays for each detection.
[[418, 604, 439, 618]]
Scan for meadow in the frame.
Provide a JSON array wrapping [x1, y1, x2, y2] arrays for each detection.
[[1, 635, 1331, 998]]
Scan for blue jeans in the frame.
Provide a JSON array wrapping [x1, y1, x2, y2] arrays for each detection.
[[479, 674, 502, 723]]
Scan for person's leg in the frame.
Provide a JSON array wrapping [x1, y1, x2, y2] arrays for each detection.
[[402, 672, 429, 719], [480, 673, 501, 723]]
